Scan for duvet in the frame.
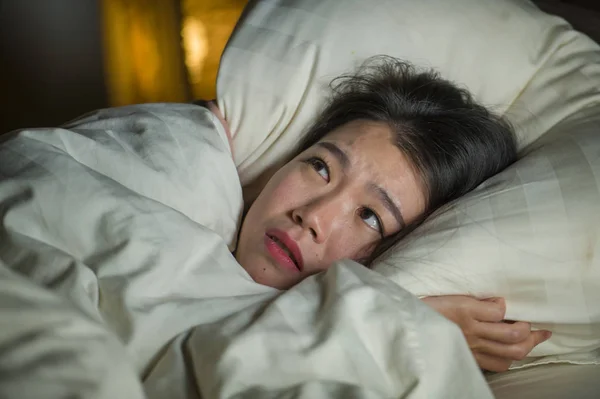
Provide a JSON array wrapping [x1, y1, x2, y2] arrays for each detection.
[[0, 103, 492, 398]]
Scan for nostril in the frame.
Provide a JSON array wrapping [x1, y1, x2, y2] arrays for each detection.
[[294, 213, 303, 225], [309, 228, 317, 239]]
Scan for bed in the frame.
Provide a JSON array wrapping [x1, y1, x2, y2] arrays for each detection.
[[0, 103, 493, 398], [1, 0, 599, 398]]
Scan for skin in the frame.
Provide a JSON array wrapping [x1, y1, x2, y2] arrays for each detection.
[[235, 120, 426, 290], [422, 296, 552, 372], [208, 103, 551, 372]]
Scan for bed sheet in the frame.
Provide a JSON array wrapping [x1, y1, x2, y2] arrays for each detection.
[[0, 104, 492, 398]]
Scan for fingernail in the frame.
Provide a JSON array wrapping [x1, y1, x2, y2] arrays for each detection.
[[543, 331, 552, 340]]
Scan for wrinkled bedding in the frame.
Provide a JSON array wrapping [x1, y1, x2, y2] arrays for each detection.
[[0, 104, 492, 398]]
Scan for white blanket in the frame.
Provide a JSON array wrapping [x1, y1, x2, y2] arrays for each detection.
[[0, 104, 492, 398]]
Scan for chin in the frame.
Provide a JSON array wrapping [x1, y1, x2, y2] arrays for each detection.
[[251, 268, 296, 290], [238, 249, 302, 290], [254, 273, 295, 290]]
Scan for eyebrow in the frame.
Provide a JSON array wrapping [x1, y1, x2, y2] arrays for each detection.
[[316, 142, 350, 170], [317, 141, 406, 230], [369, 183, 406, 230]]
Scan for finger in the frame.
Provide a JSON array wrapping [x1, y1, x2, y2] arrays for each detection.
[[473, 297, 506, 322], [471, 330, 552, 361], [472, 352, 513, 373], [532, 329, 553, 346], [475, 321, 531, 344]]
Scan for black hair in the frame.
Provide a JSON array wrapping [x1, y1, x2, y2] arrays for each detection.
[[298, 56, 517, 264]]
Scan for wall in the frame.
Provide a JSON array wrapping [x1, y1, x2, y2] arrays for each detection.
[[102, 0, 190, 106], [0, 0, 108, 132], [180, 0, 247, 99]]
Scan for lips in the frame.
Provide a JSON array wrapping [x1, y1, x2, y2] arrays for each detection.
[[265, 229, 304, 273]]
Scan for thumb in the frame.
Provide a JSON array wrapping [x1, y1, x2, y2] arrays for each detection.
[[532, 330, 553, 346]]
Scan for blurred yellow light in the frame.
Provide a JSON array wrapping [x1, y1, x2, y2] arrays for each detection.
[[102, 0, 247, 105], [101, 0, 189, 106], [182, 17, 209, 85], [130, 16, 161, 99], [180, 0, 248, 100]]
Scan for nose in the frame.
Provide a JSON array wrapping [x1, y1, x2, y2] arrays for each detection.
[[291, 193, 347, 243]]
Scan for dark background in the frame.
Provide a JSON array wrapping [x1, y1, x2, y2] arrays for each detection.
[[0, 0, 598, 134], [0, 0, 107, 132]]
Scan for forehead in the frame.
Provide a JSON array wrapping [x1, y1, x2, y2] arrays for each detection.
[[317, 119, 426, 223], [320, 120, 402, 176], [323, 120, 392, 149]]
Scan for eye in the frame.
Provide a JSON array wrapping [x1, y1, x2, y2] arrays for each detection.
[[305, 157, 330, 182], [358, 207, 383, 236]]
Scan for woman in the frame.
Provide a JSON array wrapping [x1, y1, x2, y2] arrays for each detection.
[[209, 56, 550, 372]]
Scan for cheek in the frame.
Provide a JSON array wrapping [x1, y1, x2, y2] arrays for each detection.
[[247, 168, 306, 221], [262, 168, 310, 207], [322, 228, 379, 267]]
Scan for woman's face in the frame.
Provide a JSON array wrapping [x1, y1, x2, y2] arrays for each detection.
[[236, 120, 426, 289]]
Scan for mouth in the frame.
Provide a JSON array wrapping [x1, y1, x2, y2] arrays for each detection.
[[264, 230, 303, 273]]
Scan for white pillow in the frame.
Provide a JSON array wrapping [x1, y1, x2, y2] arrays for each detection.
[[217, 0, 599, 186], [216, 0, 600, 364], [375, 106, 600, 366]]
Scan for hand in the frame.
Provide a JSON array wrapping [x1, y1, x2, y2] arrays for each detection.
[[206, 100, 234, 158], [421, 295, 552, 372]]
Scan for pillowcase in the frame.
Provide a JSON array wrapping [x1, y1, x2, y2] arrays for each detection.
[[216, 0, 600, 364], [375, 106, 600, 366], [217, 0, 599, 187]]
